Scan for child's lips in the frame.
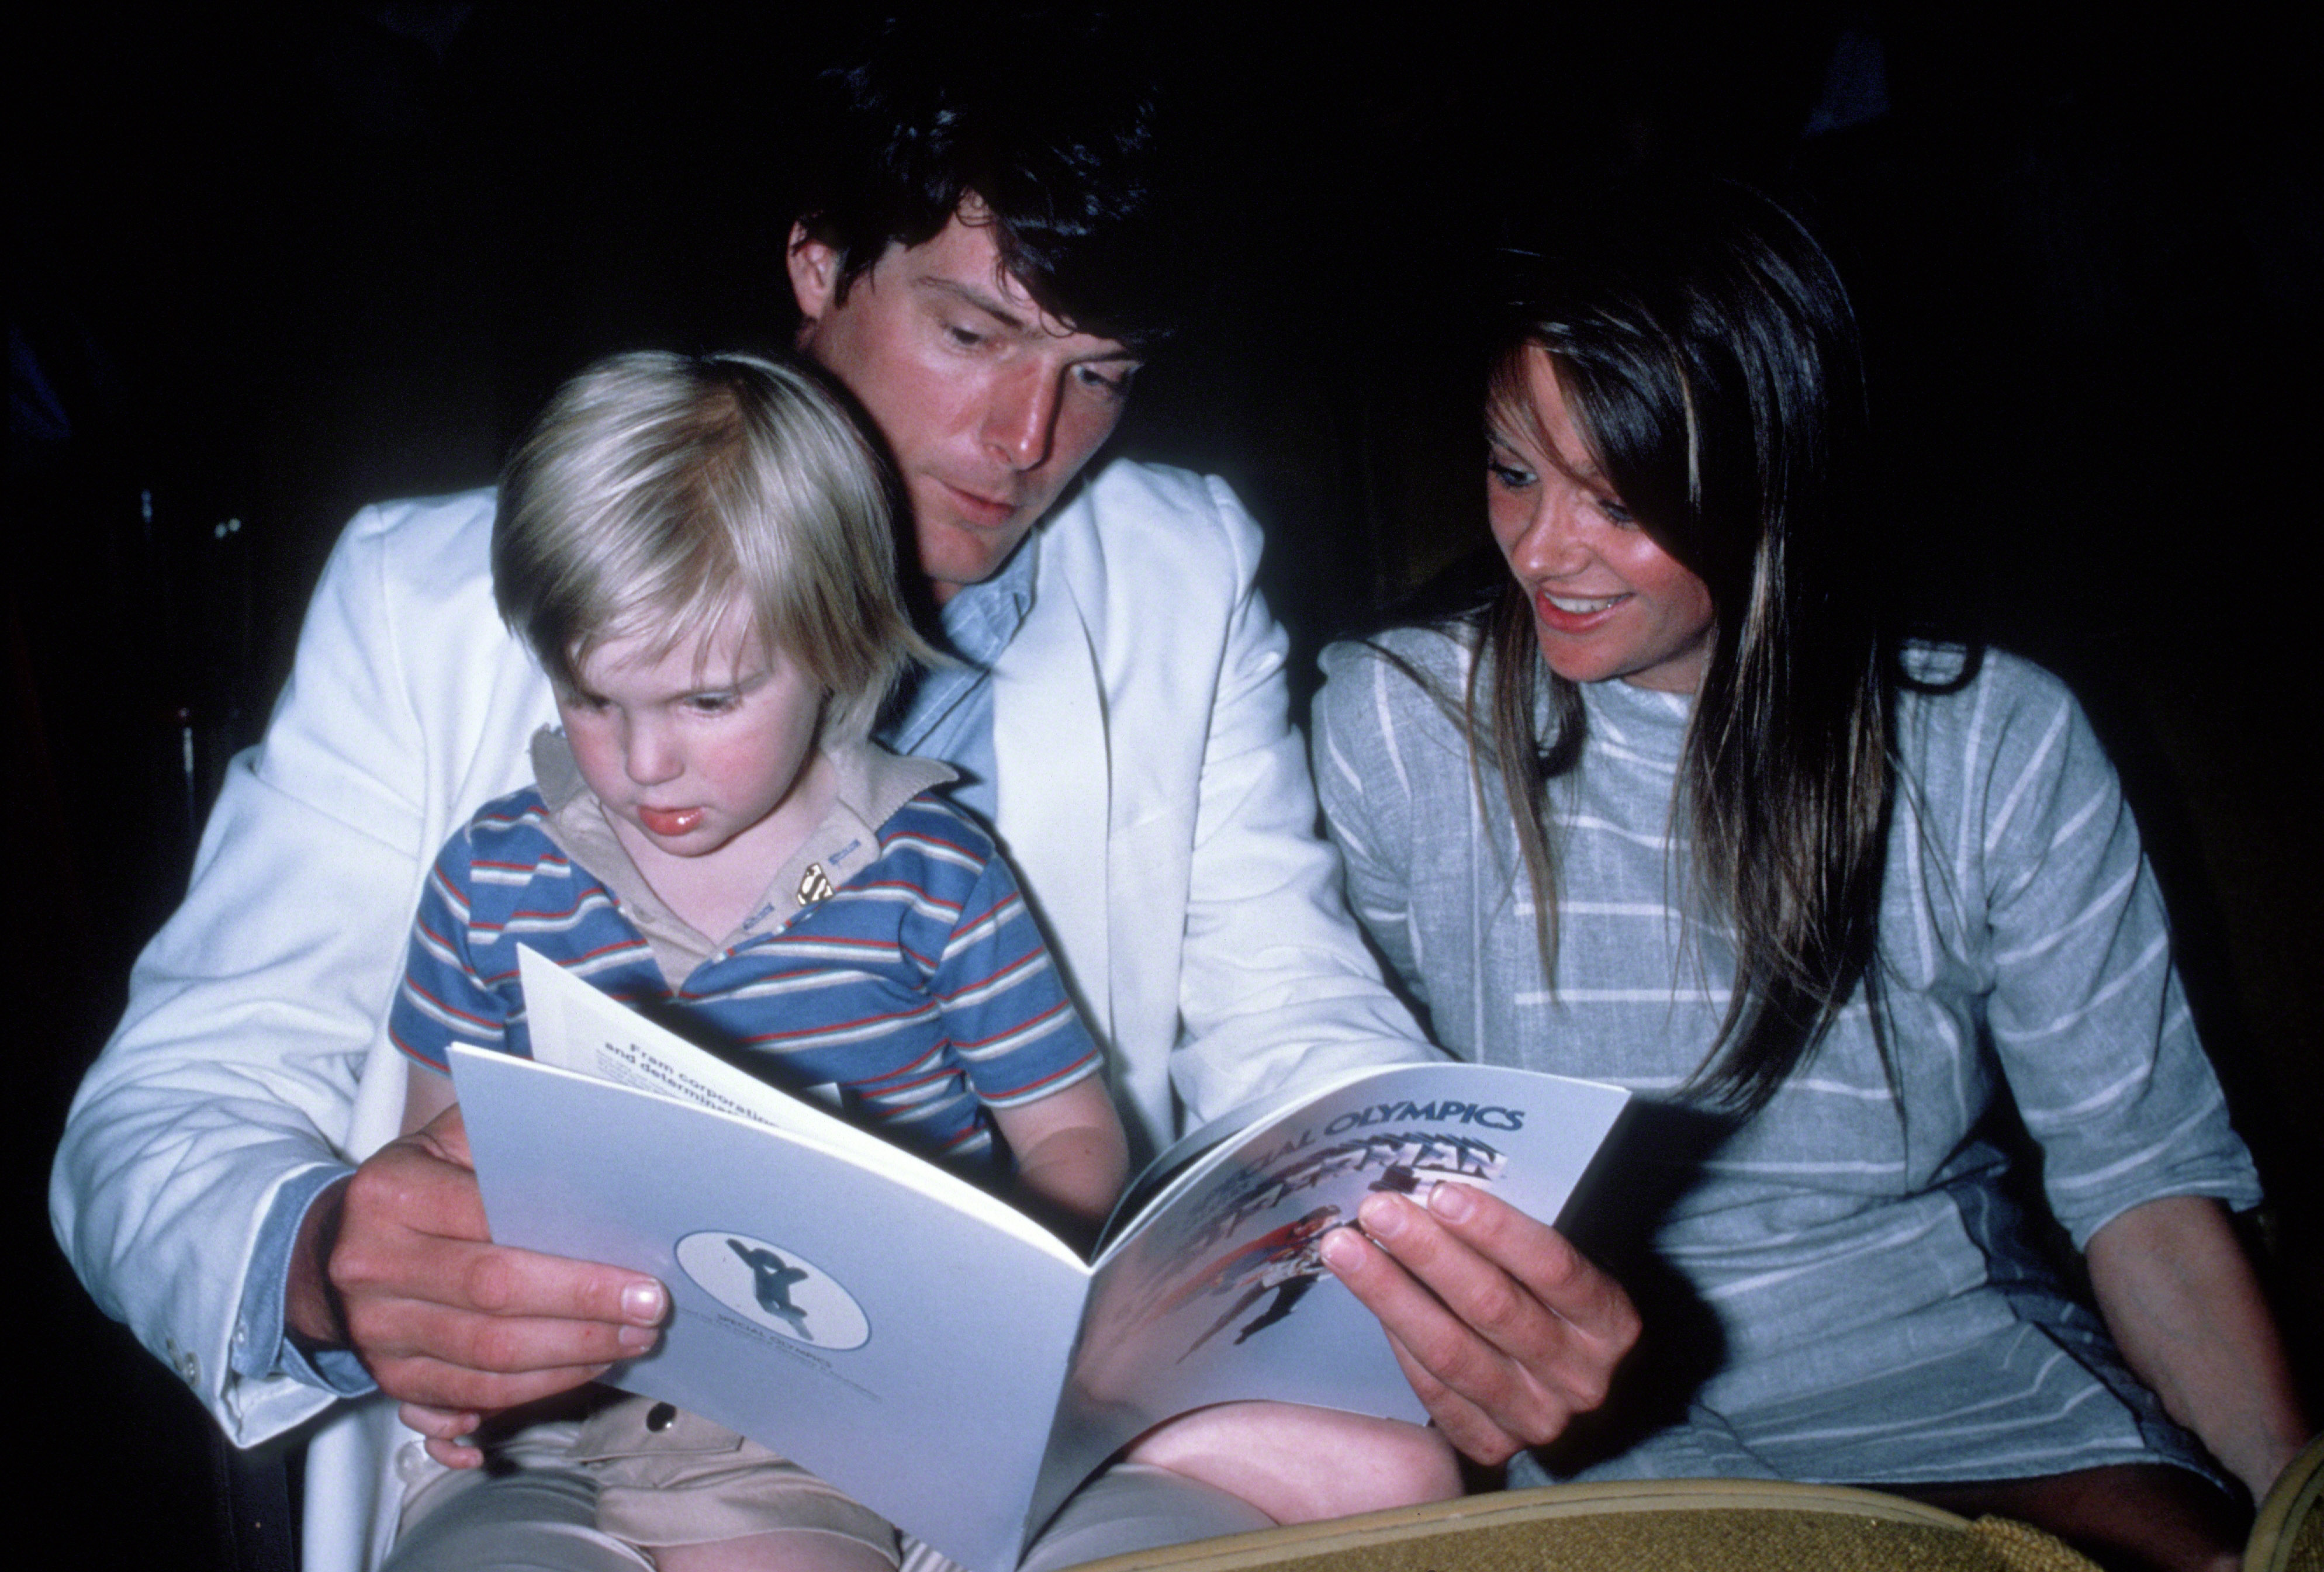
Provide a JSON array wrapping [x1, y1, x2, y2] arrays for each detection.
[[638, 805, 703, 837]]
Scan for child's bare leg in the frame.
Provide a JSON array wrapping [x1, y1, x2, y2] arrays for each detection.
[[648, 1533, 894, 1572], [1124, 1401, 1462, 1523]]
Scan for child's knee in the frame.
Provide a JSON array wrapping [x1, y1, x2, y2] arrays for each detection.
[[1122, 1402, 1463, 1523], [1367, 1418, 1464, 1509], [1267, 1412, 1462, 1518]]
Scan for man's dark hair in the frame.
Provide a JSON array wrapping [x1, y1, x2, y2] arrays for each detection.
[[794, 11, 1187, 352]]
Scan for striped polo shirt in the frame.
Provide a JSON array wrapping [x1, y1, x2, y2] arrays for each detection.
[[390, 734, 1102, 1168]]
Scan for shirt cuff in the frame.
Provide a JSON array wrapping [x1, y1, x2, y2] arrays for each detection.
[[233, 1162, 378, 1398]]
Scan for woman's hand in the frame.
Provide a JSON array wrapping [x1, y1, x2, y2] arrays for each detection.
[[1320, 1180, 1638, 1464]]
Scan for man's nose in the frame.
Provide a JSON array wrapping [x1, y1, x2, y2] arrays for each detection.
[[982, 361, 1061, 471]]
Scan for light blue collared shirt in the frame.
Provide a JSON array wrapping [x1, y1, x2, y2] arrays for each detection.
[[873, 535, 1038, 824]]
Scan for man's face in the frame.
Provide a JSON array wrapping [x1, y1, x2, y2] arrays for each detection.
[[790, 210, 1141, 603]]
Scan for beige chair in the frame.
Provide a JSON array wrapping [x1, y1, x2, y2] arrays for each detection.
[[1065, 1478, 2100, 1571], [2245, 1432, 2324, 1572]]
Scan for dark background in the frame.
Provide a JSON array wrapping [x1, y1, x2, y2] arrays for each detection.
[[14, 6, 2316, 1564]]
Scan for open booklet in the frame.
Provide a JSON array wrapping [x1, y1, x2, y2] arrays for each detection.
[[451, 946, 1630, 1572]]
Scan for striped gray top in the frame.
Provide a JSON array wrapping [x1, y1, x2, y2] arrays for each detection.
[[1312, 631, 2258, 1486]]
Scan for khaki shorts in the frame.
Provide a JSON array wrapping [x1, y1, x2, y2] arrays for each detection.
[[574, 1395, 900, 1564]]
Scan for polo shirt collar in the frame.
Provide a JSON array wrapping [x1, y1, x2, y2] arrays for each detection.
[[529, 728, 954, 989]]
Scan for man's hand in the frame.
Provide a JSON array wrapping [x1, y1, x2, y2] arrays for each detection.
[[1320, 1180, 1637, 1466], [287, 1104, 668, 1467]]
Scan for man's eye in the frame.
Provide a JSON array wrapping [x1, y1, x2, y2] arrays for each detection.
[[943, 323, 986, 349], [1075, 363, 1135, 397], [686, 693, 738, 715]]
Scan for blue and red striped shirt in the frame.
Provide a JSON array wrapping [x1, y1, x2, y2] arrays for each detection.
[[390, 740, 1103, 1171]]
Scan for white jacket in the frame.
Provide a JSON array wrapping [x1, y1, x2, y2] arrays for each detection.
[[51, 458, 1428, 1571]]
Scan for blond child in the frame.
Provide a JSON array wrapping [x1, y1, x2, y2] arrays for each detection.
[[389, 352, 1455, 1570]]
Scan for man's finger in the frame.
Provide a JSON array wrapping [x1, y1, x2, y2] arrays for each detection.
[[1350, 1192, 1564, 1363], [397, 1401, 479, 1441], [1323, 1223, 1537, 1460], [1362, 1187, 1634, 1403], [357, 1287, 662, 1378], [1324, 1189, 1635, 1459], [372, 1349, 620, 1415], [321, 1110, 672, 1417], [1381, 1326, 1525, 1465], [340, 1133, 494, 1252], [1420, 1183, 1639, 1359], [1319, 1213, 1452, 1335], [413, 1100, 475, 1169], [427, 1239, 667, 1328], [334, 1204, 668, 1330]]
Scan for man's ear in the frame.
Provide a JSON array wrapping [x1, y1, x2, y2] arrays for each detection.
[[787, 223, 841, 323]]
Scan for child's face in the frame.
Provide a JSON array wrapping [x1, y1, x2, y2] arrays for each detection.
[[556, 605, 825, 861]]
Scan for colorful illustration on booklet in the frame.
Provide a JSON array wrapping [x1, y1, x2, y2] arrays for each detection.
[[675, 1229, 872, 1350], [1174, 1125, 1510, 1263], [1167, 1204, 1347, 1358], [1125, 1112, 1516, 1361]]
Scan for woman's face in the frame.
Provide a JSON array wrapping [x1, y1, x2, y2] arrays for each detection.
[[1487, 348, 1716, 694]]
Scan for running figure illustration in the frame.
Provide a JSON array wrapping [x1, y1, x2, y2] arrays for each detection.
[[728, 1238, 812, 1341], [1167, 1206, 1348, 1360]]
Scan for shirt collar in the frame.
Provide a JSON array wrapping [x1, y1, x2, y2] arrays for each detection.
[[933, 529, 1039, 670], [528, 728, 953, 985]]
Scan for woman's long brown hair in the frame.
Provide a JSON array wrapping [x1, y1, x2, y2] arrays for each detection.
[[1467, 182, 1894, 1114]]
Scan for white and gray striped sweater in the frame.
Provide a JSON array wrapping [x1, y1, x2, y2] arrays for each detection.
[[1313, 632, 2257, 1486]]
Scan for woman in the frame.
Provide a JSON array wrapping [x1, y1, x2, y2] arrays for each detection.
[[1310, 183, 2305, 1571]]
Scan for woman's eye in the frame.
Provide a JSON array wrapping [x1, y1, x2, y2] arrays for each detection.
[[1487, 457, 1533, 490], [686, 693, 738, 715], [1597, 497, 1636, 525]]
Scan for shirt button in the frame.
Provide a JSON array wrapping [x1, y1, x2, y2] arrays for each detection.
[[646, 1402, 677, 1432]]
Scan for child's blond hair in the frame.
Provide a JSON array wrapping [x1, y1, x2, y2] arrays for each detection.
[[494, 351, 933, 739]]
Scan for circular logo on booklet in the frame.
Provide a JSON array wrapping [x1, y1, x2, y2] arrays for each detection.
[[675, 1230, 870, 1350]]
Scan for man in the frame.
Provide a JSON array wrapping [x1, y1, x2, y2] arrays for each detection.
[[52, 18, 1637, 1571]]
